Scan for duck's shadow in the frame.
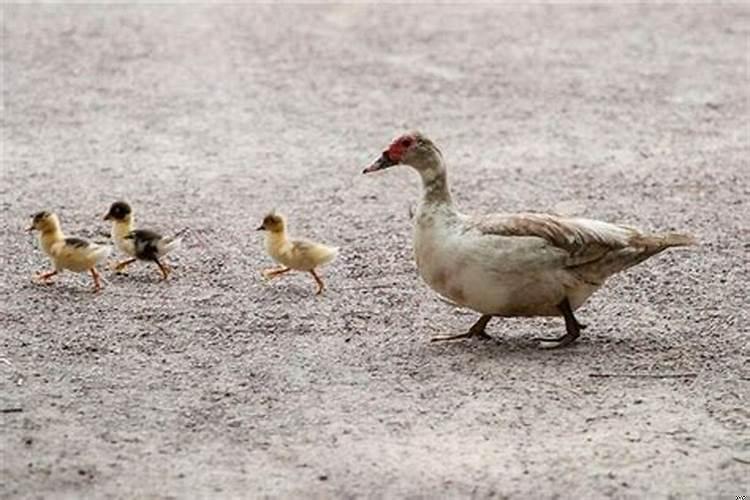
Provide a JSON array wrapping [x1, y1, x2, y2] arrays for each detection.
[[422, 332, 613, 359], [105, 271, 169, 286], [24, 280, 98, 297], [258, 279, 322, 300]]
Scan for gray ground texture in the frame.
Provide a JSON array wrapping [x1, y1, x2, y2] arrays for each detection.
[[1, 4, 749, 499]]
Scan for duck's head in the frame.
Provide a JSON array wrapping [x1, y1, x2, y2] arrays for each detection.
[[256, 212, 285, 233], [27, 211, 59, 233], [363, 131, 443, 175], [104, 201, 132, 222]]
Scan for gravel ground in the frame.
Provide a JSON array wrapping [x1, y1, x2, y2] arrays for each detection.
[[1, 4, 749, 499]]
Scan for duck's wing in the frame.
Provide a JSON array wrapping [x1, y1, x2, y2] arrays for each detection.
[[473, 212, 693, 281], [472, 213, 638, 267]]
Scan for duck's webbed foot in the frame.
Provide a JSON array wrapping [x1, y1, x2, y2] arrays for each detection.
[[536, 298, 584, 349], [431, 314, 494, 342]]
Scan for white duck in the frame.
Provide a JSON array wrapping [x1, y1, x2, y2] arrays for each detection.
[[363, 132, 694, 348], [28, 211, 111, 292]]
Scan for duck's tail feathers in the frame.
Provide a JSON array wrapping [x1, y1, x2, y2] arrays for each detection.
[[637, 232, 697, 251], [160, 227, 190, 255], [318, 246, 339, 266], [92, 245, 113, 264], [662, 232, 697, 247]]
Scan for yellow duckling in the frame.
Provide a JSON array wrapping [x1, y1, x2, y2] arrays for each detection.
[[257, 212, 338, 295], [27, 211, 111, 292]]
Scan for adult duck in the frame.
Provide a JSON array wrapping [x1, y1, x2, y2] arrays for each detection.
[[363, 132, 694, 348]]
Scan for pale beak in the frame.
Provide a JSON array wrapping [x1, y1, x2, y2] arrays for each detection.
[[256, 225, 265, 231], [363, 151, 398, 174], [25, 225, 34, 233], [103, 213, 111, 221]]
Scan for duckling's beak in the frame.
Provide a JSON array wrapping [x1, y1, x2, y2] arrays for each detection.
[[363, 151, 398, 174], [256, 224, 265, 231], [25, 225, 34, 233], [103, 213, 111, 221]]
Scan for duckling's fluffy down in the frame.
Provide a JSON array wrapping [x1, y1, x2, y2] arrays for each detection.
[[282, 240, 338, 271], [50, 241, 111, 272]]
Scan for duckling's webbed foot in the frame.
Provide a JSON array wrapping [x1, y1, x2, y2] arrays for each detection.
[[431, 314, 494, 342], [34, 270, 58, 284], [536, 298, 583, 349]]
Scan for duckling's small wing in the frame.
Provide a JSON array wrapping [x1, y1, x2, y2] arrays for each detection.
[[291, 239, 338, 267], [129, 229, 163, 242], [64, 237, 90, 248], [127, 229, 163, 260]]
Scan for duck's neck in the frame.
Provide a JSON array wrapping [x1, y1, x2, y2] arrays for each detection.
[[265, 230, 290, 253], [112, 216, 135, 240], [39, 227, 64, 254], [418, 156, 453, 208]]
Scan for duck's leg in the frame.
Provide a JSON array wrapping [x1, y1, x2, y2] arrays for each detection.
[[154, 258, 170, 280], [310, 269, 325, 295], [34, 269, 58, 284], [536, 298, 583, 348], [431, 315, 494, 342], [113, 258, 136, 273], [90, 268, 103, 293], [262, 267, 291, 279]]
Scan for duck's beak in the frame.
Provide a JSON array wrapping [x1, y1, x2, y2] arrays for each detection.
[[256, 224, 265, 231], [103, 213, 111, 221], [363, 151, 398, 174], [25, 225, 34, 233]]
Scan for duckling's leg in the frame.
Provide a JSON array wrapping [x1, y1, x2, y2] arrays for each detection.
[[430, 315, 494, 342], [536, 298, 583, 349], [113, 258, 136, 273], [310, 269, 325, 295], [154, 258, 170, 280], [34, 270, 58, 284], [89, 268, 103, 293], [262, 267, 290, 279]]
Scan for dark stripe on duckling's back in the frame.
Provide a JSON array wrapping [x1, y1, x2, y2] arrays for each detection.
[[130, 229, 162, 260], [64, 237, 89, 248]]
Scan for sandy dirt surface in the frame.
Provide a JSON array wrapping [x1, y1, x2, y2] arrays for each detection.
[[1, 4, 749, 499]]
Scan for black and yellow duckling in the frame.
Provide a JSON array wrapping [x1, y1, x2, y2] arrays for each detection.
[[103, 201, 183, 280]]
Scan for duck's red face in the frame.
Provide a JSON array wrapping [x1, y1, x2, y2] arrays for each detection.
[[363, 134, 416, 174]]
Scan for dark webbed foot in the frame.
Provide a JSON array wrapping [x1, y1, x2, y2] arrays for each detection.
[[431, 315, 494, 342], [535, 298, 584, 349]]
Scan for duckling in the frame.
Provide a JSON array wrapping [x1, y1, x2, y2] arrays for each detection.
[[103, 201, 183, 280], [363, 132, 695, 348], [257, 212, 338, 295], [27, 211, 111, 292]]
